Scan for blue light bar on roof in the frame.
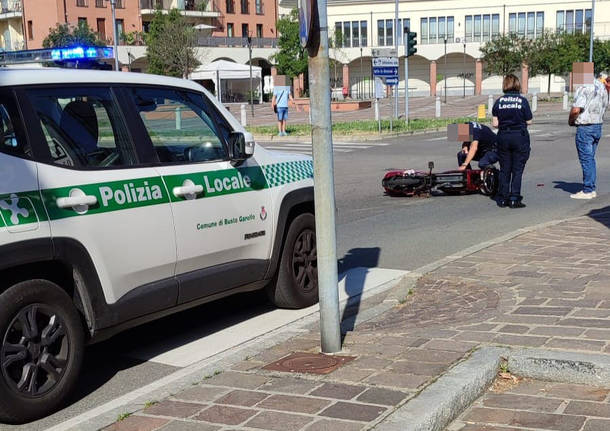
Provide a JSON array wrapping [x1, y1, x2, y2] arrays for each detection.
[[50, 46, 114, 61]]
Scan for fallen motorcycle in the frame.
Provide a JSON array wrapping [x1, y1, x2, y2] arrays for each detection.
[[382, 161, 499, 197]]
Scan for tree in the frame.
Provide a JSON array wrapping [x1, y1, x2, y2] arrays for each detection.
[[271, 9, 308, 79], [42, 21, 105, 48], [328, 29, 348, 88], [527, 31, 564, 94], [480, 33, 529, 76], [145, 9, 200, 78]]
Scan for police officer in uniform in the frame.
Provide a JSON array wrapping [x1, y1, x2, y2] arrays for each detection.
[[457, 121, 499, 171], [492, 74, 533, 208]]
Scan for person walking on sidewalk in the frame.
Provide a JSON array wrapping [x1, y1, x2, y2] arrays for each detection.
[[568, 74, 610, 200], [272, 85, 294, 137], [492, 74, 533, 209]]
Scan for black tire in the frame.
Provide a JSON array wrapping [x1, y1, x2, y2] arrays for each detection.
[[268, 213, 318, 309], [0, 280, 84, 424]]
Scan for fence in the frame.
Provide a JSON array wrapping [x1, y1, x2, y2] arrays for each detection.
[[197, 36, 277, 47]]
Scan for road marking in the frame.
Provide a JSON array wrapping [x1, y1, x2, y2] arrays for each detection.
[[45, 267, 408, 431], [426, 137, 447, 142], [126, 267, 408, 367]]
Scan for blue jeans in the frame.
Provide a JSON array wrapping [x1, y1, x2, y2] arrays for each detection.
[[575, 124, 602, 193]]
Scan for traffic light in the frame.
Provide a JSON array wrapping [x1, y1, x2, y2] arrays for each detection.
[[406, 32, 418, 57]]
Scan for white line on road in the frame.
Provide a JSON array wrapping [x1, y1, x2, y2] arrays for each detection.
[[425, 137, 447, 142]]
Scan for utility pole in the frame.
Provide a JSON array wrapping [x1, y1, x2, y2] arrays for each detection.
[[444, 37, 447, 103], [589, 0, 596, 62], [307, 0, 341, 353], [109, 0, 119, 71], [394, 0, 399, 119], [248, 36, 254, 116], [404, 37, 409, 124], [463, 42, 466, 98]]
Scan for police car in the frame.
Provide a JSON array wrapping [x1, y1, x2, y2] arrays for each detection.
[[0, 49, 316, 423]]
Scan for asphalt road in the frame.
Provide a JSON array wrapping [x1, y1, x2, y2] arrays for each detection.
[[6, 115, 610, 431]]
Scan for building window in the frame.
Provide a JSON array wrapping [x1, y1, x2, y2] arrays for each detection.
[[438, 16, 446, 41], [226, 0, 234, 14], [95, 0, 104, 7], [527, 12, 535, 38], [227, 23, 234, 37], [78, 17, 87, 26], [420, 17, 428, 44], [566, 10, 574, 33], [447, 16, 454, 41], [377, 19, 384, 46], [256, 24, 263, 38], [340, 22, 348, 46], [517, 12, 526, 36], [76, 0, 87, 6], [352, 21, 359, 47], [116, 0, 123, 8], [242, 23, 248, 37], [585, 9, 592, 33], [509, 13, 516, 33], [255, 0, 262, 14], [27, 20, 33, 40], [556, 11, 564, 32], [97, 18, 106, 40], [429, 17, 436, 43], [556, 9, 590, 34], [386, 19, 393, 46], [335, 22, 343, 47], [466, 13, 499, 42], [361, 20, 367, 47], [575, 9, 584, 33], [116, 19, 124, 43], [240, 0, 248, 14], [536, 12, 544, 36]]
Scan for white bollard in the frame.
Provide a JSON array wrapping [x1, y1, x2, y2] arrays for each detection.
[[563, 91, 569, 111], [240, 104, 247, 127], [488, 94, 494, 117], [435, 96, 441, 118], [175, 106, 182, 130], [532, 93, 538, 113], [374, 98, 380, 121]]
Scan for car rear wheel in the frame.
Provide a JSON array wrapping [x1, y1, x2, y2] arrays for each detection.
[[268, 213, 318, 309], [0, 280, 84, 424]]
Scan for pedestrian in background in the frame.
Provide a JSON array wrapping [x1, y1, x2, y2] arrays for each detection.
[[272, 83, 294, 137], [492, 74, 533, 208], [568, 73, 610, 199]]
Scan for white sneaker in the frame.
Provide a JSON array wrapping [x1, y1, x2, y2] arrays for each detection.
[[570, 191, 596, 199]]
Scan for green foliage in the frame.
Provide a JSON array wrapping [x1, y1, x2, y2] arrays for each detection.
[[145, 9, 200, 78], [271, 9, 308, 79], [121, 31, 144, 46], [42, 21, 105, 48], [480, 33, 528, 76]]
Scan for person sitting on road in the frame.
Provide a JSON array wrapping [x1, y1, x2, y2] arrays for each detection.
[[457, 122, 499, 171]]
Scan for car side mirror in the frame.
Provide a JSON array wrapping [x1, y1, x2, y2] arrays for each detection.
[[229, 131, 254, 166]]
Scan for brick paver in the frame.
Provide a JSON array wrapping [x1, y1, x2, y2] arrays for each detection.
[[450, 379, 610, 431], [109, 211, 610, 430]]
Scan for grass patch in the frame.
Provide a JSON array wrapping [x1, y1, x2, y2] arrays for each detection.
[[247, 117, 482, 137], [117, 412, 132, 421]]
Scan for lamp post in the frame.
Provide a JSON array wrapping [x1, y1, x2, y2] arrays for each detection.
[[463, 42, 466, 98], [589, 0, 596, 62], [247, 36, 254, 116], [444, 37, 447, 103], [109, 0, 118, 71], [358, 47, 364, 99]]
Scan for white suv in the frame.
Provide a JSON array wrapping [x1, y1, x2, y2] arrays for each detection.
[[0, 69, 317, 423]]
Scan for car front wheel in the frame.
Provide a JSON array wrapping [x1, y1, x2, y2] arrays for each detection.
[[0, 280, 84, 424], [268, 213, 318, 309]]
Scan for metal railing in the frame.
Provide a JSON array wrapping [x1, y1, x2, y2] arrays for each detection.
[[0, 0, 21, 14], [140, 0, 163, 9], [197, 36, 277, 47]]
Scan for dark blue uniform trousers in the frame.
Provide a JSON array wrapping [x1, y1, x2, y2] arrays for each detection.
[[497, 129, 530, 201]]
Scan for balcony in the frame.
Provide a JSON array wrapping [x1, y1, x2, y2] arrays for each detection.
[[0, 0, 21, 20], [197, 36, 277, 47], [140, 0, 221, 18]]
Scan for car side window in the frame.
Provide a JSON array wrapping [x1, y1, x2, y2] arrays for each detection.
[[0, 96, 30, 159], [129, 87, 228, 164], [24, 87, 136, 169]]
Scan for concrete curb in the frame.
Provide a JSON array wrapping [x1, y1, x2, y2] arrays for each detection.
[[509, 348, 610, 387], [374, 347, 509, 431]]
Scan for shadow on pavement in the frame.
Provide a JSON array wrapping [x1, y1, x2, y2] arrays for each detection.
[[553, 180, 582, 194], [588, 205, 610, 228], [337, 247, 380, 344]]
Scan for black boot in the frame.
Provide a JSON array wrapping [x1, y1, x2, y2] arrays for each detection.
[[509, 199, 526, 208], [497, 199, 508, 208]]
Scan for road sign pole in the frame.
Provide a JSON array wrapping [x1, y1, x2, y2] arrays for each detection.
[[307, 0, 342, 354], [405, 54, 409, 126]]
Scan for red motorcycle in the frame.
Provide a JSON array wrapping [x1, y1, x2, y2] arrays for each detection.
[[382, 162, 499, 197]]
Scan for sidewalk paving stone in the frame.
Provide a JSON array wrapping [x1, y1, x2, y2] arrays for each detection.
[[107, 212, 610, 430]]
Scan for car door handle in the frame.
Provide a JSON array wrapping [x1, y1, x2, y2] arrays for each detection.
[[173, 184, 203, 198], [56, 195, 98, 209]]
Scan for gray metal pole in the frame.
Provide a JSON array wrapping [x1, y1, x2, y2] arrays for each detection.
[[308, 0, 341, 353], [444, 38, 447, 103], [404, 34, 409, 125], [394, 0, 399, 119], [463, 43, 466, 98], [110, 0, 118, 71], [589, 0, 595, 62], [249, 39, 254, 116]]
